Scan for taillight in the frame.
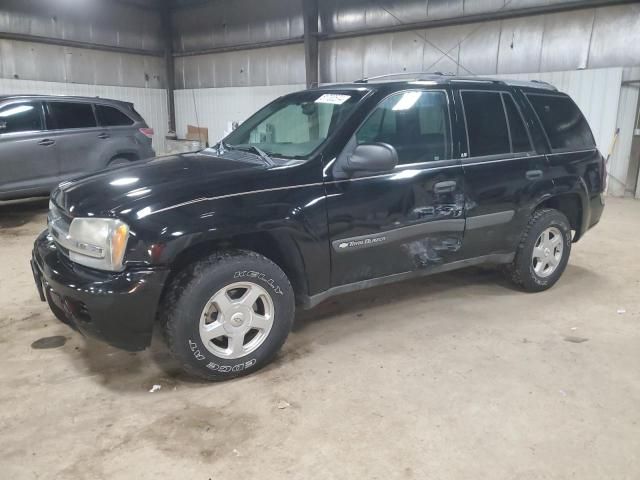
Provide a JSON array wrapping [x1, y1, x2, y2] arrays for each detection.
[[139, 128, 154, 139]]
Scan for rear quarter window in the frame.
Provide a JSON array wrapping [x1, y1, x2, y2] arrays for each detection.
[[96, 105, 134, 126], [526, 93, 595, 151]]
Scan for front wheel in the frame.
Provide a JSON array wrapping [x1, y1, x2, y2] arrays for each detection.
[[162, 250, 295, 381], [505, 208, 572, 292]]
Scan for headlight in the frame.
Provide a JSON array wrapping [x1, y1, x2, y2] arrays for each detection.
[[67, 218, 130, 271]]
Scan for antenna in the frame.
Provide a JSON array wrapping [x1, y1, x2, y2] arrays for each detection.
[[190, 89, 205, 146]]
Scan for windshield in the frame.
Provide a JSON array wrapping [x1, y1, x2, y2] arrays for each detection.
[[221, 89, 367, 160]]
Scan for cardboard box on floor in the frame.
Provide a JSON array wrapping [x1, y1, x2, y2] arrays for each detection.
[[185, 125, 209, 146]]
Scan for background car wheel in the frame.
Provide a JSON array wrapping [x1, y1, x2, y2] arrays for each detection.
[[505, 208, 572, 292], [108, 157, 131, 167], [161, 250, 295, 381]]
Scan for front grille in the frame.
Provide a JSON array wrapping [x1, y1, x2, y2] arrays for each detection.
[[48, 202, 72, 256]]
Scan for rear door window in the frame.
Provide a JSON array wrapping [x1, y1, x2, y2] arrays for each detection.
[[356, 90, 451, 164], [461, 91, 510, 157], [0, 102, 43, 134], [96, 105, 134, 126], [526, 93, 595, 150], [47, 102, 97, 130]]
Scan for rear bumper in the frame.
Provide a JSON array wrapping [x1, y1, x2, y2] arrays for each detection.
[[31, 230, 168, 351], [586, 192, 605, 231]]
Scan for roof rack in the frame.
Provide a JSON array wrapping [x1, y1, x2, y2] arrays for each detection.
[[353, 71, 452, 83], [350, 72, 558, 91]]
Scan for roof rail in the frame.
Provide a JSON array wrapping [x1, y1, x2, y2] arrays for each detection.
[[353, 71, 451, 83], [530, 79, 557, 90], [502, 79, 558, 91], [350, 72, 558, 91]]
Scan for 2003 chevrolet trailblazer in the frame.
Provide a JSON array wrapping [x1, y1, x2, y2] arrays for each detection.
[[31, 74, 605, 380]]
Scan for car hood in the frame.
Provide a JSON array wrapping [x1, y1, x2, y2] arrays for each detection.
[[52, 151, 269, 218]]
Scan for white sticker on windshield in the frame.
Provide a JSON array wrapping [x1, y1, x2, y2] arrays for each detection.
[[315, 94, 351, 105]]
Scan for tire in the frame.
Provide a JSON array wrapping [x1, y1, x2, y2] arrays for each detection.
[[162, 250, 295, 381], [505, 208, 572, 292]]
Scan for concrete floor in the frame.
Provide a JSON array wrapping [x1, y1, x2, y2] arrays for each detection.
[[0, 198, 638, 480]]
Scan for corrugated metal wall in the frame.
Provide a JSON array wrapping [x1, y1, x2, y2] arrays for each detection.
[[174, 44, 305, 89], [174, 84, 304, 142], [173, 3, 640, 89], [0, 0, 166, 88], [0, 0, 163, 52], [172, 0, 303, 53], [0, 39, 165, 88], [319, 4, 640, 82], [0, 78, 169, 154]]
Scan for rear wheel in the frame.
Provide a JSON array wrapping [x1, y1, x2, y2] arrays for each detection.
[[506, 208, 572, 292], [162, 250, 295, 381]]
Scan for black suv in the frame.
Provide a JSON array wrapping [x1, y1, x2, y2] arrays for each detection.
[[31, 75, 605, 380], [0, 95, 155, 200]]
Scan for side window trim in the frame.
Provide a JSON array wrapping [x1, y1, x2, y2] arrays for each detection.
[[459, 88, 536, 162], [500, 93, 514, 153], [501, 91, 535, 153], [351, 88, 455, 169], [524, 92, 554, 153]]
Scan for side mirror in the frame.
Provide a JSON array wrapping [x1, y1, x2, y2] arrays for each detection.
[[345, 142, 398, 173]]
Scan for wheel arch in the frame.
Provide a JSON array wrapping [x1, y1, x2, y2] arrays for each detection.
[[162, 231, 309, 304], [109, 151, 140, 164], [532, 191, 587, 242]]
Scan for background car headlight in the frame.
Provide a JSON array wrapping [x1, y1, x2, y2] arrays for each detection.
[[67, 218, 130, 271]]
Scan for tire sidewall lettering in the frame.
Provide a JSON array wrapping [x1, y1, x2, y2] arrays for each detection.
[[189, 337, 258, 373], [233, 270, 283, 295]]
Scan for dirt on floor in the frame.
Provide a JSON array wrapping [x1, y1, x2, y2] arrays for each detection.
[[0, 197, 638, 480]]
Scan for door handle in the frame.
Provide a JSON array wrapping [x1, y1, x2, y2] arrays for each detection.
[[434, 180, 457, 194], [98, 133, 110, 139], [526, 169, 543, 180], [38, 139, 55, 146]]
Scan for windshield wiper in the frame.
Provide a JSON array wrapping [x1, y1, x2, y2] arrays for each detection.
[[221, 142, 275, 167]]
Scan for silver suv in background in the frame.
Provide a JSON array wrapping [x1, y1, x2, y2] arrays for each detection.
[[0, 95, 155, 200]]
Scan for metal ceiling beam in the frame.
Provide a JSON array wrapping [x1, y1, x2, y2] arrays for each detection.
[[0, 32, 164, 57], [173, 37, 303, 57], [303, 0, 319, 88], [172, 0, 634, 57], [161, 0, 177, 133]]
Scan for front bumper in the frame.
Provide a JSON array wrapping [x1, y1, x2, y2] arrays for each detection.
[[31, 230, 169, 351]]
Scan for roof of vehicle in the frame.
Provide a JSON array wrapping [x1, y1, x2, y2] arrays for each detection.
[[0, 94, 134, 106], [315, 73, 561, 93]]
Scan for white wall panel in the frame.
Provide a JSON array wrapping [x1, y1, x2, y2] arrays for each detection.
[[174, 84, 305, 144], [613, 67, 640, 197], [0, 78, 168, 153]]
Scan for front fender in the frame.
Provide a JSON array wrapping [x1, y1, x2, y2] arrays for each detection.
[[124, 183, 331, 298]]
